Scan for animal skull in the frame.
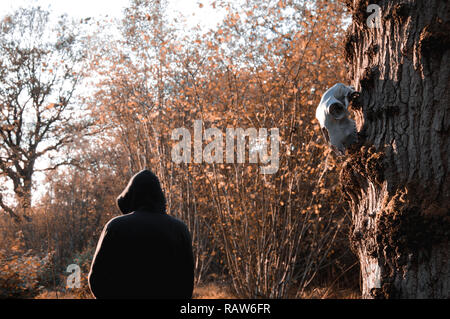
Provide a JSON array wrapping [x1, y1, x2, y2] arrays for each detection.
[[315, 83, 358, 155]]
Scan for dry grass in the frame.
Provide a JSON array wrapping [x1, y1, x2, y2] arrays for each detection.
[[35, 290, 92, 299], [299, 287, 360, 299], [35, 284, 237, 299], [193, 283, 237, 299], [193, 283, 360, 299], [35, 283, 360, 299]]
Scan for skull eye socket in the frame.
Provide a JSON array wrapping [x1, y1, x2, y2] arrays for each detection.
[[348, 91, 360, 101], [329, 102, 346, 120]]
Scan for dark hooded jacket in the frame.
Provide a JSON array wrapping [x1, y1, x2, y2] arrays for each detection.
[[88, 170, 194, 299]]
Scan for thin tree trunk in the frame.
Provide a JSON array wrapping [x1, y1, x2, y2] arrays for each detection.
[[341, 0, 449, 298]]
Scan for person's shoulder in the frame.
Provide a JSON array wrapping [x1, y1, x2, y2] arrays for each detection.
[[165, 214, 189, 231], [104, 214, 129, 230], [166, 215, 191, 243]]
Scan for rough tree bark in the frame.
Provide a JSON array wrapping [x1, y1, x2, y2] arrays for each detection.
[[341, 0, 449, 298]]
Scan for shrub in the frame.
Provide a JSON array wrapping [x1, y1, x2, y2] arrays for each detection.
[[0, 233, 51, 298]]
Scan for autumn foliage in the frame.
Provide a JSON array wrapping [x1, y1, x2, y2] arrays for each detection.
[[0, 0, 358, 298]]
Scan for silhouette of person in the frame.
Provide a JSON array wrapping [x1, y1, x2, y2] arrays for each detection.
[[88, 169, 194, 299]]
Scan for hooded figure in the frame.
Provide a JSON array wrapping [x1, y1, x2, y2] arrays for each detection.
[[88, 170, 194, 299]]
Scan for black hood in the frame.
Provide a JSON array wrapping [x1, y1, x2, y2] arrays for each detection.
[[117, 170, 166, 214]]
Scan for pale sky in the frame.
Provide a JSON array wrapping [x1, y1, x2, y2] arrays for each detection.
[[0, 0, 129, 18], [0, 0, 225, 30]]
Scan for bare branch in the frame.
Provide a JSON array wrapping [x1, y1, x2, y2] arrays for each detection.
[[35, 159, 84, 172], [0, 191, 20, 222]]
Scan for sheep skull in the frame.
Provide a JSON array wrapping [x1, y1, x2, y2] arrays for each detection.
[[315, 83, 358, 155]]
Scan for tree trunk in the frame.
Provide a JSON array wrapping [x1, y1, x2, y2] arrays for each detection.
[[341, 0, 449, 298]]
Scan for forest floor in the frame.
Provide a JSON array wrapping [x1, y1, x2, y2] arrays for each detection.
[[35, 282, 360, 299]]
